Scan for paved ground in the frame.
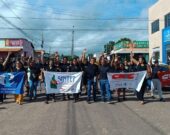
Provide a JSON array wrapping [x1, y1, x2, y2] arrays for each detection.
[[0, 90, 170, 135]]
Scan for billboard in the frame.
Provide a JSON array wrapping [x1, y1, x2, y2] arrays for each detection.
[[162, 27, 170, 63], [5, 39, 25, 47]]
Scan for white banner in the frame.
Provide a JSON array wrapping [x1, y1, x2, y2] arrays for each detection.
[[44, 71, 83, 94], [107, 71, 146, 92]]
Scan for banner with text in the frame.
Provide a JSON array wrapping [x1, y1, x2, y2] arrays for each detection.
[[107, 71, 146, 92], [0, 72, 25, 94], [44, 71, 82, 94], [158, 71, 170, 87]]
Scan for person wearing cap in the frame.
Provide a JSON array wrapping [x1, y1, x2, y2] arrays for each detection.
[[149, 57, 165, 102]]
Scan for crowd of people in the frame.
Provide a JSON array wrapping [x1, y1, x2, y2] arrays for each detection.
[[0, 50, 167, 105]]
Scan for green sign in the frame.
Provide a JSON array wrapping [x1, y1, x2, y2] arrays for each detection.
[[114, 41, 149, 50]]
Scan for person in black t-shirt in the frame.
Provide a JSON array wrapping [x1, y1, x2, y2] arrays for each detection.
[[69, 58, 81, 103], [98, 57, 112, 103], [60, 57, 70, 100], [45, 60, 56, 104], [86, 58, 99, 103], [27, 60, 40, 101], [131, 54, 147, 105]]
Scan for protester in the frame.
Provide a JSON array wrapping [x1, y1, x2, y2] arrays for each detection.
[[131, 54, 147, 104], [99, 57, 112, 103], [69, 58, 82, 103], [86, 57, 99, 104], [150, 57, 165, 101], [13, 60, 26, 105], [0, 52, 12, 103], [27, 59, 40, 101], [110, 59, 126, 102], [45, 60, 56, 104], [145, 64, 154, 97], [60, 57, 70, 100], [81, 51, 88, 95]]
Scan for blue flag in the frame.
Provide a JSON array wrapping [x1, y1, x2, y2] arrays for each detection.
[[0, 72, 25, 94]]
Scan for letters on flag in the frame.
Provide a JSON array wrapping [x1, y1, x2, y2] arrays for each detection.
[[44, 71, 82, 94], [107, 71, 146, 92], [0, 72, 25, 94]]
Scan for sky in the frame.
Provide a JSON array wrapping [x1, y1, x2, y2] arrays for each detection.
[[0, 0, 157, 56]]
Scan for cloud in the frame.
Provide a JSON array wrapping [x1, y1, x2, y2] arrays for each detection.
[[0, 0, 157, 56]]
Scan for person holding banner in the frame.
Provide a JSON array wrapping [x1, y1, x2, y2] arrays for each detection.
[[99, 57, 112, 103], [69, 58, 82, 103], [149, 58, 165, 102], [61, 57, 70, 101], [110, 59, 127, 102], [0, 52, 12, 103], [27, 60, 40, 101], [81, 50, 88, 95], [131, 54, 147, 105], [45, 60, 56, 104], [13, 60, 26, 105], [86, 57, 99, 104]]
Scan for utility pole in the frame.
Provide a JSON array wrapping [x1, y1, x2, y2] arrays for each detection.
[[71, 26, 74, 58], [41, 32, 44, 49], [49, 47, 51, 55]]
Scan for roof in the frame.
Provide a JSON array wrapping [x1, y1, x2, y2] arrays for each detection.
[[111, 48, 149, 54], [0, 48, 22, 52], [0, 38, 28, 41]]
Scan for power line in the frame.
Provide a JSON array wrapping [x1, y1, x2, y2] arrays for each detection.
[[10, 1, 97, 19], [3, 16, 151, 21], [0, 27, 148, 31], [12, 4, 93, 19], [71, 26, 74, 58], [0, 0, 40, 46], [0, 15, 34, 42]]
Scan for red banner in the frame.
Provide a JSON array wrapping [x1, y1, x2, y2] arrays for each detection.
[[158, 71, 170, 87], [5, 39, 24, 47], [112, 73, 136, 79]]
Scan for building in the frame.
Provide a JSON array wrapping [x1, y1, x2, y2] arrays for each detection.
[[149, 0, 170, 63], [0, 38, 34, 58], [111, 40, 149, 62]]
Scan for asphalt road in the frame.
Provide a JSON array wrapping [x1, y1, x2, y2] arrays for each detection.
[[0, 91, 170, 135]]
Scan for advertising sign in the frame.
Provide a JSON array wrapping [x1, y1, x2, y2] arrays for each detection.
[[5, 39, 24, 47]]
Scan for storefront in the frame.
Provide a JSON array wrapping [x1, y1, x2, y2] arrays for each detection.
[[111, 41, 149, 62], [162, 27, 170, 63], [0, 38, 34, 58]]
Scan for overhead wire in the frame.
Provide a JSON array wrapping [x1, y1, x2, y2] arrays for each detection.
[[0, 0, 41, 46]]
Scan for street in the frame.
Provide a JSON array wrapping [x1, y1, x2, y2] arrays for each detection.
[[0, 91, 170, 135]]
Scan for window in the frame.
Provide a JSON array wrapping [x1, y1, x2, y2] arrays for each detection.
[[165, 13, 170, 28], [151, 19, 159, 34]]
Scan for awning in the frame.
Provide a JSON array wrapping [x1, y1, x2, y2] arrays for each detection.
[[111, 48, 149, 54], [0, 48, 22, 52], [152, 47, 160, 52]]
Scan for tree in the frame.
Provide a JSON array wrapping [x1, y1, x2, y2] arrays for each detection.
[[116, 38, 132, 44], [104, 41, 115, 54]]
